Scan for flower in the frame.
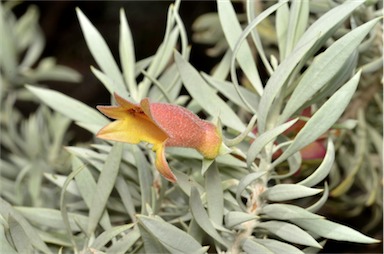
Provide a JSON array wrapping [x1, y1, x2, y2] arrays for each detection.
[[96, 93, 222, 182]]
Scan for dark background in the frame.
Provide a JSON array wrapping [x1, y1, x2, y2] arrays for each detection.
[[10, 1, 383, 253]]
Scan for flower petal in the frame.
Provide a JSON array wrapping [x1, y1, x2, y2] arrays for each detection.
[[96, 116, 167, 145], [154, 144, 177, 182], [97, 105, 129, 120]]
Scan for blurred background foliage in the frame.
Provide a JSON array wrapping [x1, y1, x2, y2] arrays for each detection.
[[0, 1, 382, 253]]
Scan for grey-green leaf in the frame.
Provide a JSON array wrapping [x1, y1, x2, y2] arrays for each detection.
[[242, 239, 274, 254], [281, 18, 380, 122], [291, 219, 380, 244], [87, 143, 123, 235], [247, 118, 298, 168], [298, 139, 334, 187], [27, 86, 109, 130], [258, 221, 322, 248], [205, 161, 224, 225], [273, 70, 361, 166], [190, 187, 227, 247], [137, 215, 207, 254], [224, 211, 258, 228], [261, 204, 323, 220], [217, 0, 263, 95], [253, 238, 304, 254], [76, 8, 127, 97], [263, 184, 322, 202], [257, 0, 365, 133], [174, 51, 246, 132]]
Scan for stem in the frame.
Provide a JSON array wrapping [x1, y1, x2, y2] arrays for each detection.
[[230, 180, 266, 253]]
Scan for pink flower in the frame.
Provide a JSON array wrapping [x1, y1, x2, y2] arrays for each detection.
[[96, 93, 222, 182]]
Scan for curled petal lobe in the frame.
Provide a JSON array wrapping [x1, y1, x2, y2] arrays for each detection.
[[154, 144, 177, 182]]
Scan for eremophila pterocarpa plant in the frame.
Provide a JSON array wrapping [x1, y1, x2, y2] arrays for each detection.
[[2, 0, 382, 253]]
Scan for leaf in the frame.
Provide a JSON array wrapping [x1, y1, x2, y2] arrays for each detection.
[[70, 155, 112, 231], [87, 143, 123, 235], [261, 204, 323, 220], [15, 207, 88, 232], [253, 238, 304, 254], [217, 0, 263, 95], [174, 51, 246, 132], [224, 211, 258, 228], [0, 199, 51, 254], [298, 139, 334, 187], [119, 9, 138, 100], [257, 0, 365, 133], [242, 239, 274, 254], [137, 215, 207, 254], [306, 182, 329, 213], [247, 118, 298, 168], [236, 172, 267, 211], [281, 18, 380, 122], [275, 0, 290, 60], [202, 72, 259, 112], [205, 162, 224, 225], [291, 219, 380, 244], [132, 145, 153, 215], [258, 221, 322, 248], [263, 184, 322, 202], [26, 86, 109, 130], [0, 222, 18, 254], [273, 71, 361, 166], [8, 215, 33, 253], [106, 228, 140, 253], [91, 224, 134, 249], [190, 187, 227, 247], [43, 173, 80, 196], [76, 8, 127, 97], [284, 0, 309, 56]]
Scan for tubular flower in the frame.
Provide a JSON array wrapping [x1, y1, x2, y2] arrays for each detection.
[[96, 93, 222, 182]]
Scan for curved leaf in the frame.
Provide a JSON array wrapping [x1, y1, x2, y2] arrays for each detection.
[[273, 71, 361, 166], [137, 215, 207, 254], [258, 221, 321, 248], [263, 184, 322, 202]]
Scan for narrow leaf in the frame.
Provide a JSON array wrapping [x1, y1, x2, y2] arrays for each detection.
[[253, 238, 304, 254], [273, 71, 361, 166], [174, 51, 246, 132], [87, 143, 123, 235], [258, 220, 322, 248], [281, 18, 380, 122], [91, 224, 134, 249], [242, 239, 274, 254], [224, 211, 258, 228], [27, 86, 109, 129], [263, 184, 322, 202], [261, 204, 323, 220], [138, 215, 207, 254], [257, 0, 365, 133], [217, 0, 263, 95], [205, 161, 224, 225], [298, 139, 334, 187], [190, 187, 227, 247], [291, 219, 380, 243], [247, 118, 298, 168], [76, 8, 127, 97], [119, 9, 138, 100]]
